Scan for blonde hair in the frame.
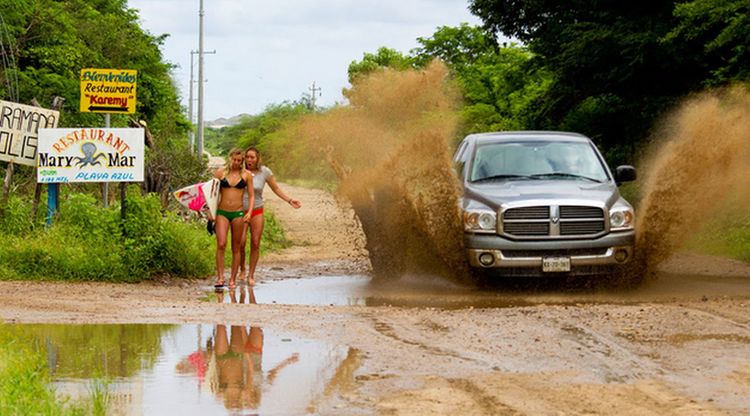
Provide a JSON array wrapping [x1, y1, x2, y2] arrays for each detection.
[[224, 148, 246, 177]]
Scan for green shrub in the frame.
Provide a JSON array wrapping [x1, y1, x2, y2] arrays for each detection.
[[0, 188, 292, 282], [262, 212, 293, 252], [0, 330, 89, 415], [0, 194, 32, 235], [686, 212, 750, 263]]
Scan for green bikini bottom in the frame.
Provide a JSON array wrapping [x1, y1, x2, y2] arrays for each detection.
[[216, 209, 245, 221]]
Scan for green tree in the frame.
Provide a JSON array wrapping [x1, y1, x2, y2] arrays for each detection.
[[667, 0, 750, 84], [204, 101, 311, 156], [347, 25, 551, 137], [0, 0, 201, 201], [347, 46, 415, 83], [412, 24, 551, 134], [468, 0, 750, 163]]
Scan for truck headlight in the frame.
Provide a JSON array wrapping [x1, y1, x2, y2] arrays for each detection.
[[464, 210, 497, 233], [610, 208, 634, 231]]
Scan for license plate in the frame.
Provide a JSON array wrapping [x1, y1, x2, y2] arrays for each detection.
[[542, 257, 571, 272]]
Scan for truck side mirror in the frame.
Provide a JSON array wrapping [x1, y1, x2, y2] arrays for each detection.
[[615, 165, 637, 184]]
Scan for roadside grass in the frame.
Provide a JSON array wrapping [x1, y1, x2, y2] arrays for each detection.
[[0, 189, 291, 282], [283, 177, 337, 194], [685, 213, 750, 263], [621, 181, 749, 263], [0, 329, 105, 416]]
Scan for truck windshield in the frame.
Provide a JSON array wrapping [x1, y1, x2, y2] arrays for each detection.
[[470, 141, 609, 183]]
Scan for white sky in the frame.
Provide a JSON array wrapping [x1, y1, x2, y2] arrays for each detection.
[[127, 0, 482, 121]]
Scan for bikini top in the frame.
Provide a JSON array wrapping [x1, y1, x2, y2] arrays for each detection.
[[220, 176, 247, 189]]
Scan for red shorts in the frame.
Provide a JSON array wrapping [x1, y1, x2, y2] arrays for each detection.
[[250, 207, 264, 218]]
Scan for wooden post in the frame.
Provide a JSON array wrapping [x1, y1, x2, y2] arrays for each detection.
[[120, 183, 126, 220], [45, 183, 58, 227], [102, 114, 111, 207], [1, 161, 13, 206], [31, 96, 65, 226]]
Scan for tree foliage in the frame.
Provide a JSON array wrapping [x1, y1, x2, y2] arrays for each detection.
[[468, 0, 750, 163], [0, 0, 201, 199], [205, 101, 312, 156], [347, 47, 414, 83], [667, 0, 750, 84], [347, 24, 551, 138]]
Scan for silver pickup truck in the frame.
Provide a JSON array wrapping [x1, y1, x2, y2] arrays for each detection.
[[453, 131, 637, 278]]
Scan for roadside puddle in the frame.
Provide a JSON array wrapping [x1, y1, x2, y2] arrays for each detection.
[[0, 323, 355, 415], [208, 271, 750, 309]]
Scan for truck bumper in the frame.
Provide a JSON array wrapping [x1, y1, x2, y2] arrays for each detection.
[[465, 231, 635, 276]]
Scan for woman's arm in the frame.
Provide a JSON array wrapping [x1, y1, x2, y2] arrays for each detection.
[[243, 171, 255, 222], [213, 167, 224, 179], [267, 175, 301, 209]]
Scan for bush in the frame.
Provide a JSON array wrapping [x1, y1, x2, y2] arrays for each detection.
[[0, 188, 291, 282], [0, 189, 216, 282], [0, 330, 90, 415], [0, 195, 33, 235]]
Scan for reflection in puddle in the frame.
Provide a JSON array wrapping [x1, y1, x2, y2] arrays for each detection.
[[2, 309, 354, 414], [218, 276, 371, 306], [227, 271, 750, 310]]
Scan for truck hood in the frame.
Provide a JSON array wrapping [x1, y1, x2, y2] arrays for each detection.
[[463, 180, 621, 209]]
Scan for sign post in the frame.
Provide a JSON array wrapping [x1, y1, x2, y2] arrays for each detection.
[[79, 68, 137, 210]]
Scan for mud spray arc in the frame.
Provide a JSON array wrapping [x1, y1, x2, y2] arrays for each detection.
[[290, 62, 470, 283], [291, 62, 749, 285], [635, 86, 750, 277]]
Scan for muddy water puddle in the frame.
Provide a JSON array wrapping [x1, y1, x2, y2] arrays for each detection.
[[3, 323, 353, 415], [213, 271, 750, 310]]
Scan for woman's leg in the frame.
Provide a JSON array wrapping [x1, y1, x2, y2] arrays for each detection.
[[228, 217, 245, 288], [214, 215, 230, 285], [238, 221, 250, 281], [248, 214, 264, 285]]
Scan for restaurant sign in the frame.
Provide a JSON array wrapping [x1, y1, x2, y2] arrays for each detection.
[[37, 128, 144, 183]]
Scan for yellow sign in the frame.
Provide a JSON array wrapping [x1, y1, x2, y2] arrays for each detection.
[[79, 68, 137, 114]]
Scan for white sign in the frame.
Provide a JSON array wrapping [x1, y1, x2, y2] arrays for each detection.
[[37, 128, 145, 183], [0, 100, 60, 166]]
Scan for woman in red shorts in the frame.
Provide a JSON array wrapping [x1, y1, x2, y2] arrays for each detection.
[[239, 146, 301, 285]]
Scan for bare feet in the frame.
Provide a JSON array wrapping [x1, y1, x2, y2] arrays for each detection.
[[247, 275, 256, 286], [214, 276, 225, 289]]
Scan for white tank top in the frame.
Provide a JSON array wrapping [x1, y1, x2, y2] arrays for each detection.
[[243, 165, 273, 210]]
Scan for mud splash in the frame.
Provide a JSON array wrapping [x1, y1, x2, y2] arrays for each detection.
[[301, 62, 470, 283], [635, 85, 750, 276]]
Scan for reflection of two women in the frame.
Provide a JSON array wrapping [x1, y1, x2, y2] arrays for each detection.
[[177, 288, 299, 411], [211, 323, 266, 409]]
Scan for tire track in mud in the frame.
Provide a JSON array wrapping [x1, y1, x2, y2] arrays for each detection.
[[673, 304, 750, 333], [367, 315, 484, 365], [445, 379, 523, 416], [557, 323, 667, 382]]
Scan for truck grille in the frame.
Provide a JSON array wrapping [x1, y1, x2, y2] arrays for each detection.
[[504, 222, 550, 236], [504, 206, 549, 219], [502, 205, 605, 238]]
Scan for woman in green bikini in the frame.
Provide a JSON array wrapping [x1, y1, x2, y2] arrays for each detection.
[[213, 148, 254, 289]]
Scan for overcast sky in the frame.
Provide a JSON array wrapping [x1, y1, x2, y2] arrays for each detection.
[[127, 0, 482, 121]]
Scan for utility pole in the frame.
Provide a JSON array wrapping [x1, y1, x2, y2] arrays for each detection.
[[197, 0, 206, 159], [188, 50, 197, 153], [188, 48, 214, 153], [309, 81, 321, 111]]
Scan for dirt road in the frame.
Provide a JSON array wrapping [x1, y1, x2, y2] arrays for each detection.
[[1, 184, 749, 415]]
